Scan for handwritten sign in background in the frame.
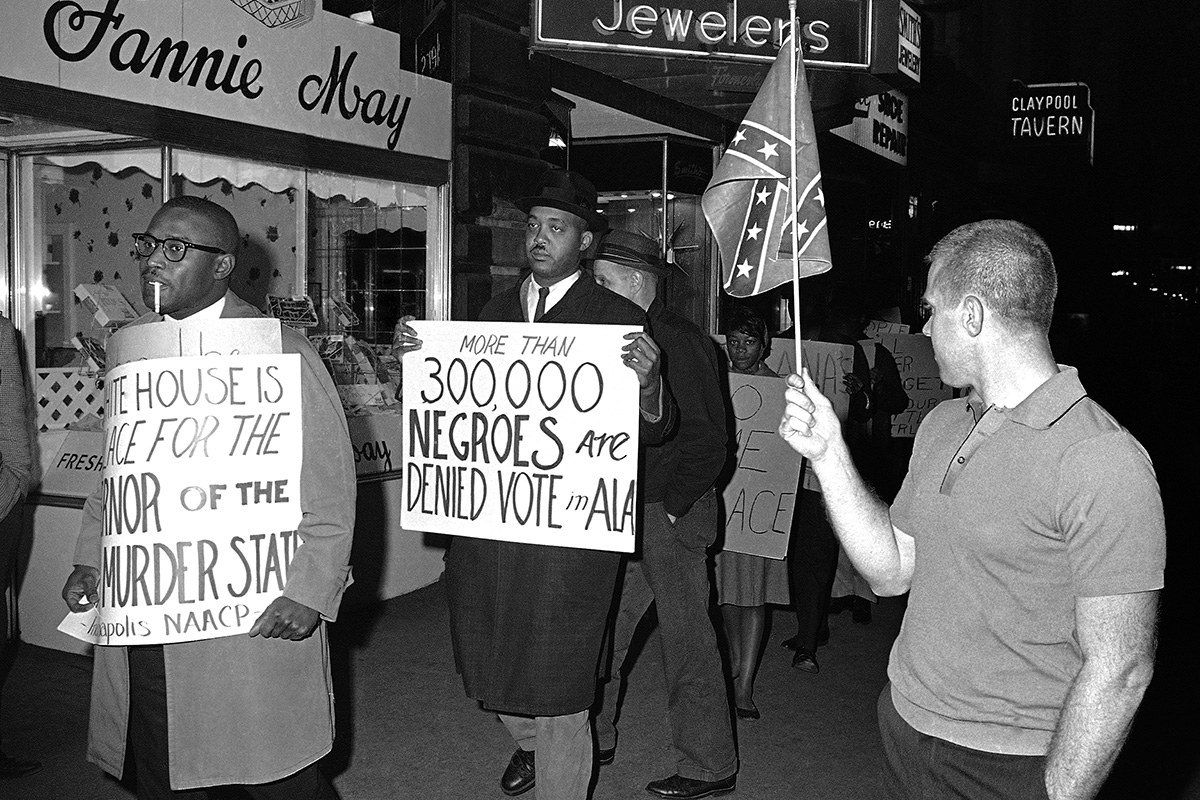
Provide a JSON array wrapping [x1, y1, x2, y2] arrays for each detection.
[[863, 319, 910, 338], [60, 320, 304, 646], [763, 339, 853, 492], [720, 374, 802, 560], [401, 321, 642, 553], [867, 333, 953, 437]]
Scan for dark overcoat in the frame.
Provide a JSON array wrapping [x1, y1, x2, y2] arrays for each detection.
[[444, 274, 674, 716]]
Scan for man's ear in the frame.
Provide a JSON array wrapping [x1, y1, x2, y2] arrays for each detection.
[[213, 253, 236, 282], [962, 295, 985, 337], [579, 230, 594, 252]]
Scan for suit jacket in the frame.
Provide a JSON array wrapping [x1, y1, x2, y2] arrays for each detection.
[[640, 297, 728, 518], [76, 291, 356, 789], [444, 273, 675, 715], [0, 315, 31, 518]]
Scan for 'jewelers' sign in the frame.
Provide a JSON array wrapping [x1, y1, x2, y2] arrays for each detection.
[[0, 0, 450, 159], [532, 0, 873, 68]]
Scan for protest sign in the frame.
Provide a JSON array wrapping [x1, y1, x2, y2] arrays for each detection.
[[763, 340, 853, 423], [873, 333, 953, 437], [764, 340, 854, 492], [864, 318, 910, 338], [721, 373, 801, 560], [400, 321, 642, 552], [59, 319, 304, 646], [106, 317, 283, 366]]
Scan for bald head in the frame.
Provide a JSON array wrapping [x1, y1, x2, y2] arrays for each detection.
[[157, 196, 241, 254]]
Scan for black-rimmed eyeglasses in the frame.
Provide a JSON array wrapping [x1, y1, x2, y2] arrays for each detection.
[[132, 233, 226, 263]]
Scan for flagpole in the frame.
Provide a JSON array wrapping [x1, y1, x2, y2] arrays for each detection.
[[788, 0, 802, 368]]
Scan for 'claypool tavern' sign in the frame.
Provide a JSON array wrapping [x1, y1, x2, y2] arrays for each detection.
[[1009, 80, 1094, 164]]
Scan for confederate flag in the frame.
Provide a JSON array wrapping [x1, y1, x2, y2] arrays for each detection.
[[702, 35, 832, 298]]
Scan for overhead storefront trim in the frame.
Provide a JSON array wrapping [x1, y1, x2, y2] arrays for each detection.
[[0, 0, 451, 163]]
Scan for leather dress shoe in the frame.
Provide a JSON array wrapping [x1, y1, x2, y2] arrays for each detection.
[[781, 628, 829, 650], [646, 773, 737, 798], [500, 748, 536, 796], [792, 648, 819, 673], [598, 746, 616, 765]]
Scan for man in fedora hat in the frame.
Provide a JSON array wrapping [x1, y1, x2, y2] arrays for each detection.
[[393, 169, 676, 800], [591, 230, 738, 799]]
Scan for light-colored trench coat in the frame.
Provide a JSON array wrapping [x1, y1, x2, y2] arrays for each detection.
[[74, 292, 356, 789]]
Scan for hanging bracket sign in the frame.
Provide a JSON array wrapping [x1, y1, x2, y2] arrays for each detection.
[[1008, 81, 1094, 165]]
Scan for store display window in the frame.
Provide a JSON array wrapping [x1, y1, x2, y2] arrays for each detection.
[[3, 120, 443, 432], [572, 136, 718, 332]]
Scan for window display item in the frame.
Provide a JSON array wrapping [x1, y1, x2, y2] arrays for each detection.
[[73, 283, 139, 328], [332, 297, 360, 328], [70, 333, 107, 372], [267, 294, 319, 328]]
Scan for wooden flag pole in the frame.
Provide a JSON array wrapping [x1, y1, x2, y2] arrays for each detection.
[[788, 0, 802, 369]]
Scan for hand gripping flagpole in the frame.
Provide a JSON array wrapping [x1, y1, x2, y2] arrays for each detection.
[[789, 0, 802, 368]]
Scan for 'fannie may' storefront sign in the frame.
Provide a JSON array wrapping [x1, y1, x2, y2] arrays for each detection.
[[1009, 81, 1094, 164], [533, 0, 873, 68], [0, 0, 451, 159]]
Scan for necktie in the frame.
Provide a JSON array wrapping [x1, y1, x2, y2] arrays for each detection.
[[533, 286, 549, 322]]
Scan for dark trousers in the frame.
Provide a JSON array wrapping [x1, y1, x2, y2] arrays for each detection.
[[126, 646, 339, 800], [878, 687, 1051, 800], [594, 493, 737, 781], [1, 499, 26, 753], [787, 489, 838, 651]]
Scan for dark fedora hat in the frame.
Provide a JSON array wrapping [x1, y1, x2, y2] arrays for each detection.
[[518, 169, 608, 233], [594, 229, 670, 275]]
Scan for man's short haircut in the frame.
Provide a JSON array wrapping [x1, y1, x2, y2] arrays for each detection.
[[162, 195, 241, 254], [928, 219, 1057, 332]]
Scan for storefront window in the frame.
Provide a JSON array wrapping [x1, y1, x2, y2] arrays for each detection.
[[1, 156, 8, 313], [172, 151, 303, 314], [597, 189, 713, 330], [22, 148, 163, 369], [8, 132, 442, 430], [574, 137, 718, 332], [307, 175, 431, 343]]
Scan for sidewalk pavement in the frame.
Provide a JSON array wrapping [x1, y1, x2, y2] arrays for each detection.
[[3, 575, 1198, 799]]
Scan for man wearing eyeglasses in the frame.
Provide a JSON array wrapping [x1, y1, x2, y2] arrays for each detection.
[[61, 196, 355, 799]]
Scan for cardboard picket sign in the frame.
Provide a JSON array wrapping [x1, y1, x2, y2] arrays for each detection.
[[764, 339, 854, 493], [762, 339, 853, 424], [863, 318, 910, 338], [59, 319, 304, 646], [870, 333, 954, 438], [400, 321, 642, 553], [720, 373, 802, 560], [106, 317, 284, 366]]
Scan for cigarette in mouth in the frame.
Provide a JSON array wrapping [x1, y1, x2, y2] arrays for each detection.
[[150, 281, 162, 314]]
